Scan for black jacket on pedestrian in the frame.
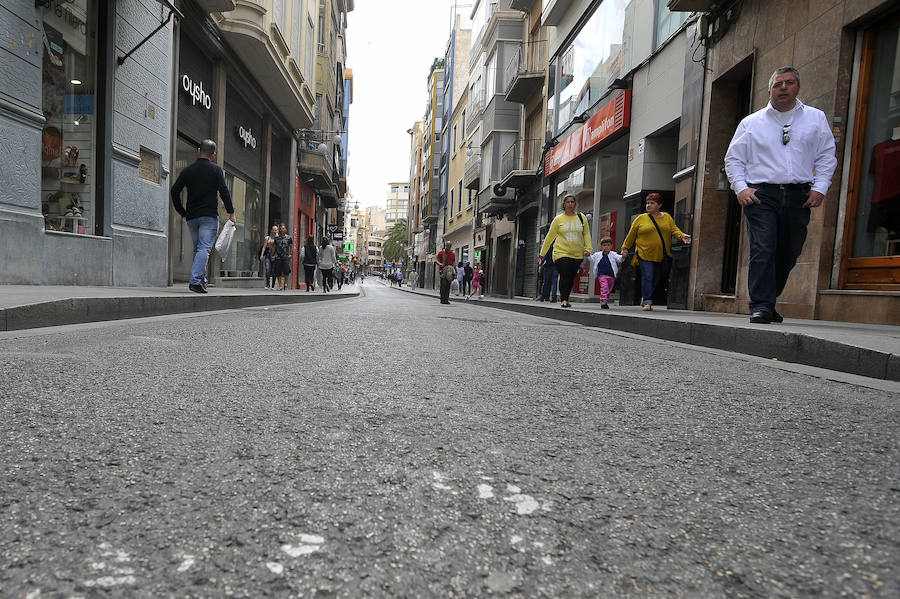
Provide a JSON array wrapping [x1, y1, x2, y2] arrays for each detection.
[[170, 157, 234, 220]]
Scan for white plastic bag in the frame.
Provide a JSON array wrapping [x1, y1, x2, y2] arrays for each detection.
[[215, 220, 235, 259], [451, 279, 460, 295]]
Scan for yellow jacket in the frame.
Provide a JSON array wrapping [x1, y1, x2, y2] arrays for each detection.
[[622, 212, 685, 264], [540, 213, 593, 261]]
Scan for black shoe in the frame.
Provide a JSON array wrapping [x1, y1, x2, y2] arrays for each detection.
[[601, 303, 609, 309], [771, 310, 784, 323], [189, 283, 207, 294], [749, 310, 772, 324]]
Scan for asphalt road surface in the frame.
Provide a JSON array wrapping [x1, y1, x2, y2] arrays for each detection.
[[1, 283, 897, 597]]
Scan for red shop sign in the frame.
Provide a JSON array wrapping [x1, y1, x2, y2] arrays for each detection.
[[545, 89, 631, 177]]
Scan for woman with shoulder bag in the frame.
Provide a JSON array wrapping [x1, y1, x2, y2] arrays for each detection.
[[620, 193, 691, 311], [539, 194, 592, 308]]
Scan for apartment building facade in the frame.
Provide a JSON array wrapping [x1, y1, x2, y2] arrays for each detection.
[[0, 0, 334, 291], [467, 0, 527, 297]]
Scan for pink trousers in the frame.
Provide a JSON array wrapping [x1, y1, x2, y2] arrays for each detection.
[[597, 275, 615, 303]]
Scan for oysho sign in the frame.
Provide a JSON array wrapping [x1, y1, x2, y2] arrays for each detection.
[[181, 74, 211, 110], [236, 126, 257, 149]]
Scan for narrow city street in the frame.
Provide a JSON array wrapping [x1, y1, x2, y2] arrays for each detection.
[[1, 285, 897, 598]]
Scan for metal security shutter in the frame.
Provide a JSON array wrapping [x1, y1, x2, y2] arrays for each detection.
[[521, 212, 538, 298]]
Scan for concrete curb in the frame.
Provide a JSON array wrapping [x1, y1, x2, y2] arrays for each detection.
[[0, 292, 359, 332], [392, 286, 899, 382]]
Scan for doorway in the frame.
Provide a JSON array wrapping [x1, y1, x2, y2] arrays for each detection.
[[494, 234, 511, 296]]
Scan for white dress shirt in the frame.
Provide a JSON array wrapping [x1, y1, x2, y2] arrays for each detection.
[[724, 100, 837, 195]]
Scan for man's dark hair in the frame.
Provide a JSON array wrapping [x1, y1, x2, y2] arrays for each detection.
[[307, 235, 315, 244], [199, 139, 217, 156]]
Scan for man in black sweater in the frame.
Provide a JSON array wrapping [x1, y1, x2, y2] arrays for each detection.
[[170, 139, 235, 293]]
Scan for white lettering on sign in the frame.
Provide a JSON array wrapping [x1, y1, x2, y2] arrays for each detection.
[[237, 126, 257, 149], [181, 74, 211, 110]]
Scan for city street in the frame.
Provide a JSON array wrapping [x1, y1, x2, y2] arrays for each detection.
[[1, 283, 897, 597]]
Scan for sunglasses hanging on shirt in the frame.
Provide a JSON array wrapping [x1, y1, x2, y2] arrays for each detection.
[[782, 123, 791, 145]]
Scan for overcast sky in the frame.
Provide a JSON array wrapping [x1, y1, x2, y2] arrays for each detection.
[[345, 0, 470, 208]]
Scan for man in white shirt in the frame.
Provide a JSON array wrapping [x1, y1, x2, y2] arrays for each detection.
[[725, 66, 837, 324]]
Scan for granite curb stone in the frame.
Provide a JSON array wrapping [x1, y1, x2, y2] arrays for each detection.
[[392, 285, 899, 382]]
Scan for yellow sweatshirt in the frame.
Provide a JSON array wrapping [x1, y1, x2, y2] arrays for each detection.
[[621, 212, 685, 264], [540, 213, 593, 261]]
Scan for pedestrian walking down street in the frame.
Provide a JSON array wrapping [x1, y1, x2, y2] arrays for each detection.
[[169, 139, 235, 293], [261, 225, 278, 289], [300, 235, 318, 291], [468, 264, 485, 300], [539, 194, 592, 308], [396, 270, 403, 287], [463, 262, 473, 296], [621, 193, 690, 311], [334, 262, 343, 290], [455, 262, 465, 296], [725, 66, 837, 324], [538, 242, 559, 302], [436, 241, 456, 304], [318, 238, 337, 292], [588, 237, 623, 309], [272, 224, 292, 290]]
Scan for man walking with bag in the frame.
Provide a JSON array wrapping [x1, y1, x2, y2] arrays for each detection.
[[725, 67, 837, 323], [170, 139, 235, 293], [436, 241, 456, 305]]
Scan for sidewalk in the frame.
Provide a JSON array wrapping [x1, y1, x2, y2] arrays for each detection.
[[388, 282, 900, 382], [0, 284, 358, 332]]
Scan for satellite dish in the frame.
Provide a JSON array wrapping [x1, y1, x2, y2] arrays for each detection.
[[317, 142, 328, 153], [493, 184, 507, 197]]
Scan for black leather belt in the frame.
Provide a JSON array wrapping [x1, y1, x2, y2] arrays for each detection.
[[749, 182, 811, 190]]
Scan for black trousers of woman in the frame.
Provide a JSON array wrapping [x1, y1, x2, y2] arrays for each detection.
[[554, 257, 583, 303], [303, 264, 316, 291], [319, 267, 334, 292]]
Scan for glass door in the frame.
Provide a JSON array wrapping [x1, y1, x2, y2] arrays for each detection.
[[841, 14, 900, 289]]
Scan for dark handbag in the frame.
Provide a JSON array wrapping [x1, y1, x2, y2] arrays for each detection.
[[647, 214, 674, 273], [646, 214, 674, 301]]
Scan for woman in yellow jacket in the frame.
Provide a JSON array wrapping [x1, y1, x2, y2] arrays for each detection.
[[539, 194, 592, 308], [621, 193, 691, 310]]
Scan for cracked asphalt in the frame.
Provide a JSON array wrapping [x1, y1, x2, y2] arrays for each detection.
[[1, 283, 897, 598]]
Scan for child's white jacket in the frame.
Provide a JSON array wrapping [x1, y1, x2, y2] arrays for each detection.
[[588, 250, 623, 278]]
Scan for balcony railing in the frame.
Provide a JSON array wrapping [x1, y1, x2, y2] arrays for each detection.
[[469, 87, 485, 117], [504, 39, 548, 103], [464, 152, 481, 190], [501, 138, 543, 177]]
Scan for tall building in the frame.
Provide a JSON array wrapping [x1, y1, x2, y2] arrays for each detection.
[[407, 120, 426, 282], [466, 0, 527, 296], [0, 1, 332, 289], [385, 182, 409, 226], [296, 0, 354, 288], [421, 61, 445, 289]]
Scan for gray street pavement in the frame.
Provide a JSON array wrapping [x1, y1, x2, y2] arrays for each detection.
[[1, 284, 898, 597]]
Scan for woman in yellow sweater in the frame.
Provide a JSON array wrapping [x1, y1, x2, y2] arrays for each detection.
[[621, 193, 691, 310], [539, 194, 592, 308]]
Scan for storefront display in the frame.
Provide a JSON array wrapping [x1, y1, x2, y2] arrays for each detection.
[[38, 0, 98, 234]]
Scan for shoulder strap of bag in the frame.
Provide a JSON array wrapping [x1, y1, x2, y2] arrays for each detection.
[[647, 214, 670, 258], [577, 213, 588, 248]]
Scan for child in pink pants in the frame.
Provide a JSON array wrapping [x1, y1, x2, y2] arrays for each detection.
[[588, 237, 623, 309]]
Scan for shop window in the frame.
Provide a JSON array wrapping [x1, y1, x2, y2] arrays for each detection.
[[547, 0, 632, 137], [555, 163, 596, 216], [842, 15, 900, 288], [221, 172, 262, 278], [39, 0, 99, 235], [172, 137, 200, 282], [654, 0, 688, 50]]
